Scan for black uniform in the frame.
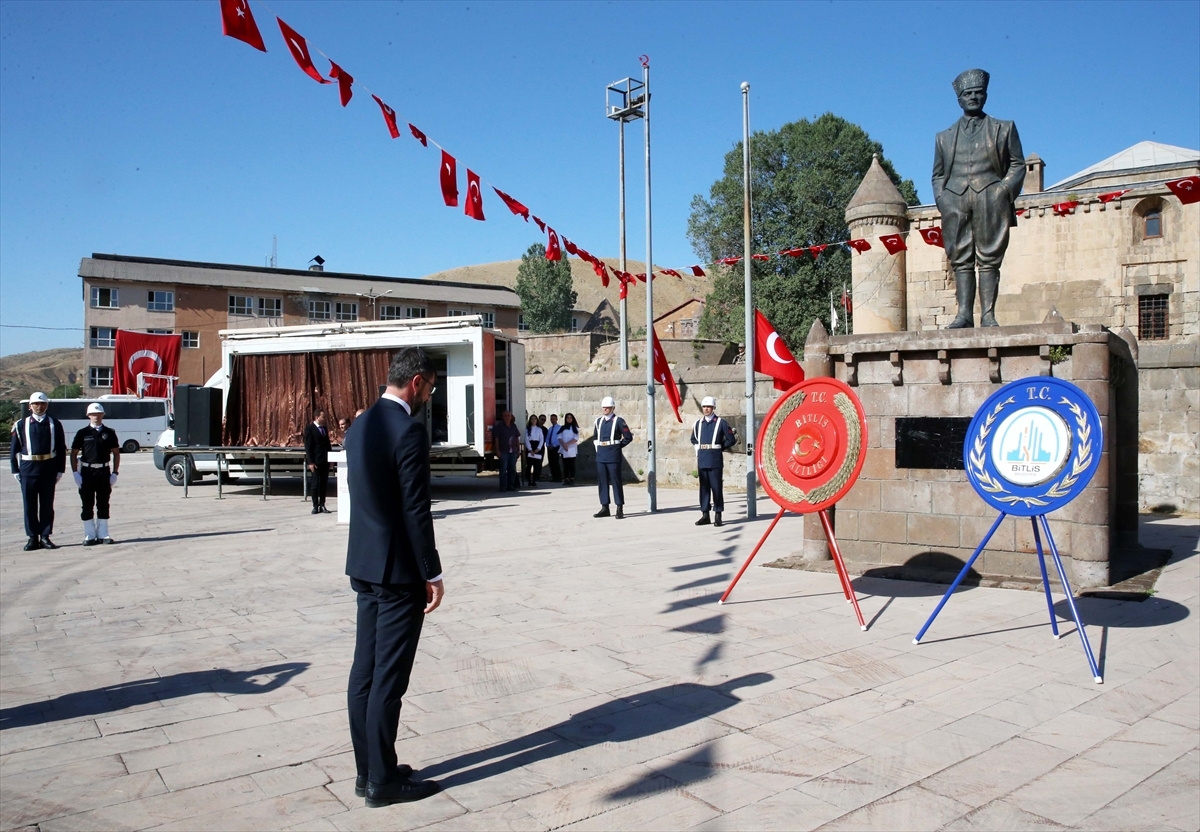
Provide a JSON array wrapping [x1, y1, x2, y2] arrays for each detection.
[[304, 421, 333, 511], [71, 424, 121, 522], [10, 414, 67, 539], [593, 415, 633, 507], [690, 415, 737, 513]]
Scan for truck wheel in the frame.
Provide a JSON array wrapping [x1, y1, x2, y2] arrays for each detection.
[[165, 455, 193, 487], [122, 440, 141, 454]]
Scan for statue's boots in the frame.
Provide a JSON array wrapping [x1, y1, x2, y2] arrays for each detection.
[[978, 269, 1000, 327], [946, 269, 976, 329]]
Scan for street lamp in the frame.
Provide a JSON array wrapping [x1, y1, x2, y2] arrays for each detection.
[[606, 76, 645, 372], [356, 288, 392, 321]]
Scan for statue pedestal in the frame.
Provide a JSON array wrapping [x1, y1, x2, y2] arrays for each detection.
[[792, 321, 1139, 589]]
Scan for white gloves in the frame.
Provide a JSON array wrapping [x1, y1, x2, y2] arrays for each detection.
[[12, 473, 18, 482], [109, 473, 118, 486], [73, 472, 83, 487], [56, 472, 63, 483]]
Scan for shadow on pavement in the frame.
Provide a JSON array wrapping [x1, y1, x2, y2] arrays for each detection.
[[857, 552, 984, 596], [1054, 595, 1190, 628], [121, 528, 273, 544], [418, 674, 772, 790], [0, 662, 309, 730]]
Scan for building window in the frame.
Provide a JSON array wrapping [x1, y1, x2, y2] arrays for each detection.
[[89, 326, 117, 348], [182, 331, 200, 349], [405, 306, 427, 319], [147, 290, 174, 312], [518, 314, 530, 332], [228, 295, 254, 316], [89, 367, 113, 388], [379, 304, 402, 321], [1144, 208, 1162, 239], [309, 300, 331, 321], [91, 287, 119, 308], [447, 309, 468, 317], [478, 311, 495, 328], [570, 317, 580, 333], [335, 302, 358, 322], [1139, 294, 1169, 340], [258, 297, 282, 318], [146, 329, 173, 335]]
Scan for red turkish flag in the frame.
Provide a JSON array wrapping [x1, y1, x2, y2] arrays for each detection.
[[408, 123, 428, 146], [781, 248, 806, 257], [370, 95, 400, 138], [532, 216, 546, 232], [1052, 201, 1078, 216], [718, 256, 741, 265], [618, 275, 629, 300], [808, 245, 828, 259], [221, 0, 266, 51], [328, 61, 353, 106], [492, 187, 529, 221], [841, 287, 853, 315], [753, 309, 804, 393], [1098, 189, 1129, 203], [1166, 176, 1200, 205], [690, 265, 706, 277], [113, 330, 181, 398], [277, 18, 330, 84], [847, 238, 872, 254], [562, 238, 579, 256], [440, 150, 458, 207], [751, 253, 770, 261], [465, 169, 485, 220], [545, 228, 562, 260], [650, 330, 683, 422], [919, 227, 944, 247], [576, 248, 595, 263], [592, 260, 610, 287], [879, 234, 907, 254], [661, 268, 683, 279]]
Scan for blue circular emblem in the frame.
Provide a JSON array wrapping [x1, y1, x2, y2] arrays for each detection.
[[964, 377, 1102, 516]]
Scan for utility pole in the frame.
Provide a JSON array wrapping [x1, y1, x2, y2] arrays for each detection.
[[642, 55, 656, 514], [606, 76, 645, 371], [742, 82, 757, 519]]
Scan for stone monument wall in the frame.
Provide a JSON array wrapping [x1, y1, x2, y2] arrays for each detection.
[[1137, 338, 1200, 515]]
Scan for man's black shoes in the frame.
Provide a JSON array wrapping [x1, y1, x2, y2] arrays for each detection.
[[713, 512, 724, 527], [594, 506, 610, 518], [40, 537, 58, 550], [615, 506, 624, 520], [365, 776, 439, 807], [319, 505, 331, 514], [696, 513, 711, 526], [24, 537, 40, 551], [355, 765, 413, 797], [311, 507, 319, 515]]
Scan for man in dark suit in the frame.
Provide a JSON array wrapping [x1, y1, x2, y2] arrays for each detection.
[[303, 410, 333, 514], [346, 348, 443, 807], [932, 68, 1025, 329], [592, 395, 633, 519]]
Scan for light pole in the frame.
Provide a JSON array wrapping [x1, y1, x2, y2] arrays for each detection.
[[741, 81, 757, 519], [605, 76, 645, 371], [356, 288, 392, 321], [641, 55, 656, 514]]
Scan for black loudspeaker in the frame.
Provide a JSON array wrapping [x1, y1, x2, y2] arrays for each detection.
[[175, 385, 222, 447]]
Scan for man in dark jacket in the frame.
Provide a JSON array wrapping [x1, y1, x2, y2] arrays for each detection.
[[690, 396, 738, 527], [10, 392, 66, 550], [345, 348, 443, 807], [592, 395, 633, 519], [303, 409, 333, 514]]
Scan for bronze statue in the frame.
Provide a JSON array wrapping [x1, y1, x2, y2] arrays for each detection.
[[932, 69, 1025, 328]]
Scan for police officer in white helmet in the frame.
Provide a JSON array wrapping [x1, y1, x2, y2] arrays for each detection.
[[10, 391, 67, 550], [691, 396, 737, 527], [592, 395, 633, 519], [70, 402, 122, 545]]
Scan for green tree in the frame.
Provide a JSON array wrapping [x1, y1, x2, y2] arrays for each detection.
[[689, 113, 917, 352], [50, 383, 83, 398], [514, 243, 578, 333]]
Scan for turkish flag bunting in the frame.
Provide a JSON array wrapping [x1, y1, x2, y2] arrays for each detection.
[[563, 238, 579, 256], [532, 216, 546, 232], [113, 330, 182, 398], [650, 331, 683, 422], [592, 260, 610, 287], [1166, 176, 1200, 205], [221, 0, 266, 51], [751, 253, 770, 261], [718, 256, 741, 265], [371, 95, 400, 138], [576, 248, 595, 263], [635, 273, 649, 282], [1052, 201, 1078, 216], [919, 227, 944, 247], [879, 234, 907, 254], [780, 248, 806, 257], [408, 123, 428, 146], [808, 245, 828, 258], [440, 150, 458, 207], [277, 18, 330, 84], [545, 228, 562, 260], [465, 169, 485, 220], [1098, 189, 1129, 203], [847, 239, 872, 254], [1015, 208, 1027, 217], [661, 268, 683, 279], [753, 309, 804, 393], [328, 61, 354, 106], [618, 277, 628, 300], [492, 187, 529, 221], [690, 265, 706, 277], [841, 287, 853, 314]]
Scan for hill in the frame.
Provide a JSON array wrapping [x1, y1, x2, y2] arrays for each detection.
[[0, 348, 85, 400]]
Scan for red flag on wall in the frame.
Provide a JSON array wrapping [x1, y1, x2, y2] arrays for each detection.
[[220, 0, 266, 51], [847, 239, 872, 254], [808, 245, 828, 258], [753, 309, 804, 392], [277, 18, 330, 84], [113, 330, 182, 398], [493, 187, 529, 220], [919, 227, 944, 247], [408, 123, 428, 146], [1098, 189, 1129, 203], [1052, 201, 1078, 216], [328, 61, 354, 106], [650, 330, 683, 422], [440, 150, 458, 207], [690, 265, 706, 277], [879, 234, 907, 254], [465, 169, 485, 220], [545, 228, 562, 260], [371, 95, 400, 138], [1166, 176, 1200, 205]]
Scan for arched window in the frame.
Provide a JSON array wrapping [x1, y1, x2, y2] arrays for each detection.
[[1145, 207, 1162, 239]]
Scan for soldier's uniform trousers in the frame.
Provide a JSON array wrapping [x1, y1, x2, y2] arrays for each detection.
[[79, 465, 112, 521], [19, 460, 58, 538]]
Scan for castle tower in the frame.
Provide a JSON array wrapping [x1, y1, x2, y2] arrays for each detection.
[[844, 154, 908, 333]]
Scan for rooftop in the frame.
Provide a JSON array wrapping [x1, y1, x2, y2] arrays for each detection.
[[1048, 141, 1200, 190]]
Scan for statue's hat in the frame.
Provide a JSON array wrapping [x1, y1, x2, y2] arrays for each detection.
[[952, 68, 990, 94]]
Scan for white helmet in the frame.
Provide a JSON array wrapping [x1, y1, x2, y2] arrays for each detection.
[[29, 392, 49, 403], [601, 396, 616, 408], [701, 396, 717, 408], [87, 402, 105, 415]]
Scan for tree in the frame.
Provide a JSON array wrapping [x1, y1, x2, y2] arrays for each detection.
[[688, 113, 918, 352], [515, 243, 578, 333], [50, 383, 82, 399]]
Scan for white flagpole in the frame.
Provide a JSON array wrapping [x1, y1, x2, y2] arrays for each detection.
[[741, 81, 756, 520]]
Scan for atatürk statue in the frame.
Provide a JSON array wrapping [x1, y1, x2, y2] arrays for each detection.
[[932, 69, 1025, 328]]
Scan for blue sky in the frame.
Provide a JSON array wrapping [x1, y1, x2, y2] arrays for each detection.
[[1, 0, 1197, 356]]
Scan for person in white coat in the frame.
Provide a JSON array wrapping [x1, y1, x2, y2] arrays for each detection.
[[557, 413, 580, 486]]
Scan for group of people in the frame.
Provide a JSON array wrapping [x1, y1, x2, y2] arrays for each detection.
[[492, 411, 583, 490], [10, 391, 121, 550]]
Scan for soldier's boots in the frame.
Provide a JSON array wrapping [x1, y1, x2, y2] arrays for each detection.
[[946, 269, 977, 329], [713, 512, 723, 527], [696, 513, 711, 526], [594, 506, 611, 518], [978, 269, 1000, 327], [615, 507, 624, 520]]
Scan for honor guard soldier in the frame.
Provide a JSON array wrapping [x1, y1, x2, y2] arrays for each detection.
[[10, 391, 67, 550], [70, 402, 121, 545], [691, 396, 737, 527], [593, 396, 633, 519]]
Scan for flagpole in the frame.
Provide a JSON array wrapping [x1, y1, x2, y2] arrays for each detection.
[[643, 57, 657, 514], [741, 81, 757, 520], [618, 119, 629, 370]]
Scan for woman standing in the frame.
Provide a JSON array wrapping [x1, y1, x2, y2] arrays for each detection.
[[525, 415, 545, 487], [558, 412, 580, 486]]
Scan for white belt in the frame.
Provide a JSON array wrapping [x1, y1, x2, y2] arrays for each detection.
[[597, 440, 620, 447], [698, 444, 722, 450], [19, 453, 54, 462], [81, 462, 110, 468]]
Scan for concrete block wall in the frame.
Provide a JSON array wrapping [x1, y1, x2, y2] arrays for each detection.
[[1137, 338, 1200, 515]]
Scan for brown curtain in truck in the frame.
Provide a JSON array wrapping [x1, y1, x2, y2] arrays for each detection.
[[223, 349, 393, 446]]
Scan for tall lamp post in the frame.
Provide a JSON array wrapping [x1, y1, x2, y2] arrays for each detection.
[[641, 55, 656, 513], [356, 288, 392, 321], [741, 82, 757, 519], [605, 76, 645, 371]]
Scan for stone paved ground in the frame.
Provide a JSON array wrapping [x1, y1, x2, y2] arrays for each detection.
[[2, 455, 1197, 831]]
